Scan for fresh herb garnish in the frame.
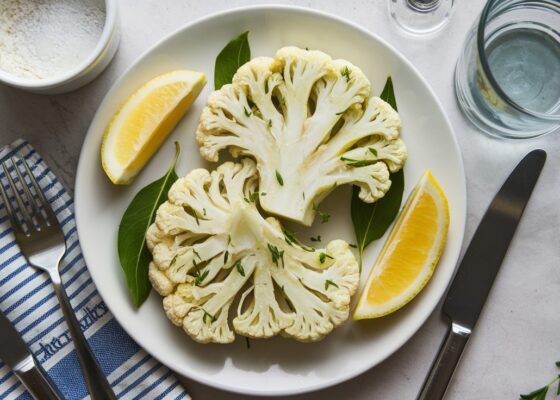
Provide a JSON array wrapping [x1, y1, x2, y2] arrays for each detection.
[[368, 147, 378, 157], [118, 143, 180, 307], [268, 119, 272, 128], [244, 107, 252, 117], [169, 254, 178, 268], [319, 252, 334, 264], [235, 260, 246, 277], [341, 66, 351, 83], [520, 361, 560, 399], [282, 228, 297, 246], [203, 310, 216, 324], [192, 249, 201, 260], [324, 279, 339, 290], [194, 269, 209, 286], [244, 191, 260, 203], [312, 203, 330, 223], [214, 31, 251, 89], [351, 76, 404, 270], [349, 243, 358, 249], [340, 157, 377, 168], [310, 235, 321, 242], [267, 243, 284, 267], [223, 250, 229, 264], [275, 170, 284, 186]]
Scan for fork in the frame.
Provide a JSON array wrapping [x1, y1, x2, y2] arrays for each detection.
[[0, 156, 116, 400]]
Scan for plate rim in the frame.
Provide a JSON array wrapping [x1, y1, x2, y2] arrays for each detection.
[[75, 4, 466, 396]]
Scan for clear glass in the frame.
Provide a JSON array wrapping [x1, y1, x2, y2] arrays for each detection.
[[455, 0, 560, 139], [389, 0, 455, 35]]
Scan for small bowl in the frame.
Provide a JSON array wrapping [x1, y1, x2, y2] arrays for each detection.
[[0, 0, 120, 94]]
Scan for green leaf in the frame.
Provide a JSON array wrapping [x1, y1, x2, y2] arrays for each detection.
[[352, 169, 404, 269], [118, 143, 180, 307], [214, 31, 250, 89], [325, 279, 339, 290], [520, 386, 548, 400], [235, 260, 246, 277], [350, 77, 404, 270], [380, 76, 397, 110]]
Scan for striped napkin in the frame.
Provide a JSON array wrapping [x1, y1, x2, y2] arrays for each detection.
[[0, 140, 190, 400]]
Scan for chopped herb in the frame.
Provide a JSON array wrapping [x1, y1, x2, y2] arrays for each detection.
[[268, 119, 272, 128], [228, 235, 232, 245], [267, 243, 284, 267], [260, 192, 266, 196], [368, 147, 378, 157], [325, 279, 339, 290], [235, 260, 246, 277], [282, 228, 298, 246], [349, 243, 358, 248], [202, 310, 216, 324], [310, 235, 321, 242], [319, 252, 334, 263], [192, 249, 201, 260], [244, 107, 252, 117], [193, 211, 200, 225], [305, 47, 309, 51], [195, 270, 209, 286], [340, 157, 377, 168], [275, 170, 284, 186], [312, 203, 330, 223], [244, 191, 260, 203], [341, 66, 352, 82], [170, 255, 178, 267], [223, 250, 229, 264], [264, 79, 269, 94]]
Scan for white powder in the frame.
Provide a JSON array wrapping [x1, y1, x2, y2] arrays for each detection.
[[0, 0, 106, 80]]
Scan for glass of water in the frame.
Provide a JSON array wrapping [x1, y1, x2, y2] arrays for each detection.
[[455, 0, 560, 139]]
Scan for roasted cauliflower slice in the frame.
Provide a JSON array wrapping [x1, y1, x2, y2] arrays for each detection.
[[146, 159, 359, 343], [197, 46, 407, 225]]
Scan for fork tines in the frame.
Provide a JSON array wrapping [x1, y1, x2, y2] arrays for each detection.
[[0, 156, 55, 236]]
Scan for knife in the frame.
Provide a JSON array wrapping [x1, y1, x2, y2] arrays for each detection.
[[0, 310, 63, 400], [416, 149, 547, 400]]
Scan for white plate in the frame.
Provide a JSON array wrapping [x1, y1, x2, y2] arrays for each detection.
[[75, 5, 466, 396]]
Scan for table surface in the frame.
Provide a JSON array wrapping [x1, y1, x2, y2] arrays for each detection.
[[1, 1, 559, 399]]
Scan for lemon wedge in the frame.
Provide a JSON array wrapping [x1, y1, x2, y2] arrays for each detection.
[[353, 170, 449, 320], [101, 70, 206, 184]]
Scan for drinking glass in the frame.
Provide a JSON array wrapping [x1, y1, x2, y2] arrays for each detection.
[[389, 0, 455, 35], [455, 0, 560, 139]]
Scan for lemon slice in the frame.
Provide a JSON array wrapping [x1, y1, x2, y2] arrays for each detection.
[[353, 170, 449, 320], [101, 70, 206, 184]]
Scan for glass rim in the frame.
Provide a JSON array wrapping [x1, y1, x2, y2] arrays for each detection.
[[476, 0, 560, 121]]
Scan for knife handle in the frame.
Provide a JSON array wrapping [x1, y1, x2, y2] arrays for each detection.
[[416, 322, 471, 400], [14, 356, 63, 400]]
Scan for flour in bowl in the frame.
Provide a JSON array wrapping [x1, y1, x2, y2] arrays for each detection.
[[0, 0, 106, 80]]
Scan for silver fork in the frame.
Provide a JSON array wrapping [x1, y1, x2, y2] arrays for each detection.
[[0, 156, 116, 400]]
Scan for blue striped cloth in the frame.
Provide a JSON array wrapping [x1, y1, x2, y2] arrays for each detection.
[[0, 140, 190, 400]]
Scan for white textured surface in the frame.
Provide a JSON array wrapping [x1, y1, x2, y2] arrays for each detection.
[[0, 1, 558, 399]]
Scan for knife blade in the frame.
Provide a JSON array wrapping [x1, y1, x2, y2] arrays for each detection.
[[417, 149, 546, 400], [0, 311, 63, 400]]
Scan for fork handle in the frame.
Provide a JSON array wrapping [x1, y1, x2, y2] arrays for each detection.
[[50, 273, 117, 400]]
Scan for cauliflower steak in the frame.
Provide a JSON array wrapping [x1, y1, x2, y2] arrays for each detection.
[[147, 159, 359, 343], [197, 46, 407, 225]]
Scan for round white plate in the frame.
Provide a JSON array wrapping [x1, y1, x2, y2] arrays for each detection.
[[75, 5, 466, 396]]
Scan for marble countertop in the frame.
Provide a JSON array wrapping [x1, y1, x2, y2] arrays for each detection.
[[1, 1, 559, 399]]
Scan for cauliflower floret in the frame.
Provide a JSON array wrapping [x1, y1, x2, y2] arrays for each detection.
[[197, 46, 407, 225], [147, 159, 359, 343]]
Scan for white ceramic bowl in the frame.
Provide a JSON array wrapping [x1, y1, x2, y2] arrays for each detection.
[[0, 0, 120, 94]]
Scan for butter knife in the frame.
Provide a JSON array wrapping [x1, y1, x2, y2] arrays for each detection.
[[417, 149, 546, 400], [0, 311, 63, 400]]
